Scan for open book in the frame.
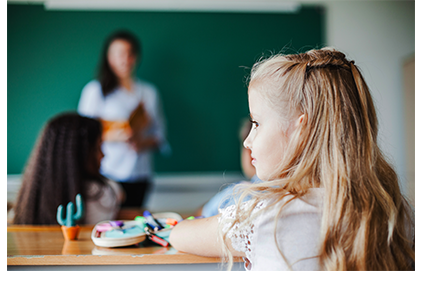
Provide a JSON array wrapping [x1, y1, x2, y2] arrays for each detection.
[[101, 102, 150, 139], [128, 102, 150, 133]]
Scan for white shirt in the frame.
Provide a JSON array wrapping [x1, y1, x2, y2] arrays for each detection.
[[219, 188, 324, 271], [78, 79, 167, 182], [220, 188, 415, 271]]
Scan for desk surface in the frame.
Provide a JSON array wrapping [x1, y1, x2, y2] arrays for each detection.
[[7, 225, 228, 266]]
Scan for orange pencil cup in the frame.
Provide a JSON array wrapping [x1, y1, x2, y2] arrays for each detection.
[[61, 225, 80, 240]]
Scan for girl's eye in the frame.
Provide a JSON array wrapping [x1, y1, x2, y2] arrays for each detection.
[[250, 119, 259, 129]]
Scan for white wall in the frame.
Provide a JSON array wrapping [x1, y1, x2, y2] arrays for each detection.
[[324, 0, 415, 200], [178, 0, 418, 201]]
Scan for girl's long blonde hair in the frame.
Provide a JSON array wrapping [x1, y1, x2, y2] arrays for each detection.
[[220, 48, 414, 270]]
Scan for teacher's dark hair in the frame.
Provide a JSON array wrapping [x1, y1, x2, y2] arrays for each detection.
[[97, 30, 142, 97], [13, 112, 104, 225]]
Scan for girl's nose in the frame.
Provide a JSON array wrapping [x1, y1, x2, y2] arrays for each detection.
[[243, 128, 253, 150], [243, 133, 251, 150]]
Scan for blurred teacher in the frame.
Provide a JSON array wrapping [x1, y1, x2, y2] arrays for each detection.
[[78, 30, 168, 208]]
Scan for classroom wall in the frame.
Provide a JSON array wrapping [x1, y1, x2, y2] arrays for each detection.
[[324, 0, 415, 202]]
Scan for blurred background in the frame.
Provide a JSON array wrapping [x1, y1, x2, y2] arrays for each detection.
[[7, 0, 415, 213]]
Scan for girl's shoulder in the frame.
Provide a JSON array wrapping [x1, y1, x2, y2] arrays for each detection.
[[104, 178, 124, 194], [219, 188, 324, 225], [84, 178, 123, 197], [219, 188, 324, 220], [84, 179, 104, 196], [274, 187, 324, 214]]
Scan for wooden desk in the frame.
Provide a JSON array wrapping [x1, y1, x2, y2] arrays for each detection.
[[7, 225, 244, 271]]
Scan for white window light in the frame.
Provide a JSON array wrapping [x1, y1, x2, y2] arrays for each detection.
[[37, 0, 301, 13]]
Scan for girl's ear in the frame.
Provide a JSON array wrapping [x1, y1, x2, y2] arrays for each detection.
[[296, 114, 306, 128]]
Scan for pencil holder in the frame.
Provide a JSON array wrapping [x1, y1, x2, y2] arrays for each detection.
[[56, 194, 84, 240], [61, 225, 81, 241]]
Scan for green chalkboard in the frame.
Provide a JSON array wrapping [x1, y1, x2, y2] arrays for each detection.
[[7, 4, 324, 174]]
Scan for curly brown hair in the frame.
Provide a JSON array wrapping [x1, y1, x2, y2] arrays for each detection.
[[13, 112, 104, 225]]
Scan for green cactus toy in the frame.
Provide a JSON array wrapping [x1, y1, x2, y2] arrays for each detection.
[[56, 194, 84, 227]]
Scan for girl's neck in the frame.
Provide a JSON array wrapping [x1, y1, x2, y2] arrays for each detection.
[[119, 77, 134, 92]]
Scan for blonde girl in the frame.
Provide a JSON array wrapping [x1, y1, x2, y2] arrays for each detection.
[[169, 48, 415, 270]]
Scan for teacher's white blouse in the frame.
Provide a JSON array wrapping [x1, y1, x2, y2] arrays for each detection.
[[78, 79, 167, 182]]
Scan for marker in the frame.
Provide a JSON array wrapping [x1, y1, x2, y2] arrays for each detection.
[[178, 215, 204, 223], [134, 216, 146, 223], [148, 233, 169, 247], [96, 223, 113, 232], [143, 210, 164, 230], [109, 220, 124, 227], [145, 222, 160, 232], [166, 218, 178, 226], [134, 216, 147, 229], [144, 226, 170, 247]]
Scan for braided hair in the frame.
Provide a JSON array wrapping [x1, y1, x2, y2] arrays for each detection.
[[220, 48, 414, 270], [13, 112, 104, 225]]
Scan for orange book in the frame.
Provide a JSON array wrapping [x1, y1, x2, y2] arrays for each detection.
[[129, 102, 150, 133], [100, 102, 150, 140]]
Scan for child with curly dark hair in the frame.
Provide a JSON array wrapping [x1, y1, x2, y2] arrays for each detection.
[[13, 112, 124, 225]]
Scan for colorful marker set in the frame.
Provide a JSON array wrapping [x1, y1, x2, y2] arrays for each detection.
[[135, 211, 204, 231], [134, 212, 204, 247], [135, 211, 177, 231], [91, 212, 198, 248]]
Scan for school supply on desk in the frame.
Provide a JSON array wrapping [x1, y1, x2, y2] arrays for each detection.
[[91, 211, 182, 248], [56, 193, 84, 240], [143, 210, 165, 230]]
